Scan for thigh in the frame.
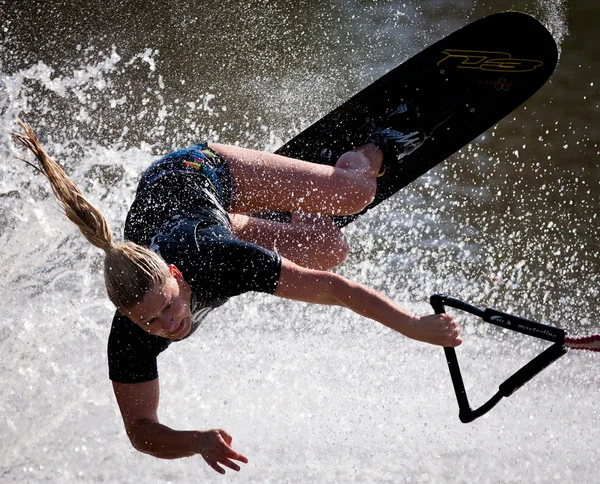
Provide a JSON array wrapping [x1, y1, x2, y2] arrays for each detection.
[[229, 213, 349, 271], [209, 143, 376, 216]]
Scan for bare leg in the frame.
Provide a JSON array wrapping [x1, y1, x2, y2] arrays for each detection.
[[210, 143, 383, 216], [229, 213, 349, 271]]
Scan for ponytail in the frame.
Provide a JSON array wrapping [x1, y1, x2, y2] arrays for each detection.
[[13, 119, 170, 309], [13, 119, 114, 252]]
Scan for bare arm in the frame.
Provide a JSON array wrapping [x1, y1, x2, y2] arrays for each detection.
[[274, 258, 462, 347], [112, 378, 248, 474]]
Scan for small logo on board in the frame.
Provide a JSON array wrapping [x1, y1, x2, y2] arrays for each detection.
[[438, 50, 544, 73]]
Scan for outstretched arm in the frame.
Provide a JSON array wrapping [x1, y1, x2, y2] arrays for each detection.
[[274, 258, 461, 347], [112, 378, 248, 473]]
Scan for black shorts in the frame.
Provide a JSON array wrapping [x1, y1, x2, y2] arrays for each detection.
[[124, 143, 235, 247]]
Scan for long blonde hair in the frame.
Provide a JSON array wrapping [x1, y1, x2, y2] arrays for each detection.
[[12, 119, 170, 310]]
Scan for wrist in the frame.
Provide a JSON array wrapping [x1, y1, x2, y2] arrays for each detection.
[[395, 312, 420, 338], [191, 430, 210, 454]]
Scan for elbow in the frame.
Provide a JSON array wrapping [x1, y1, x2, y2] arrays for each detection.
[[130, 436, 161, 459], [128, 430, 146, 454], [126, 420, 155, 455], [129, 433, 146, 453], [327, 273, 354, 307]]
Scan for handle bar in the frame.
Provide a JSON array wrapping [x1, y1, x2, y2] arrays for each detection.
[[431, 294, 567, 423]]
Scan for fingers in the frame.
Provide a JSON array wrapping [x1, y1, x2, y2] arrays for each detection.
[[205, 455, 248, 475], [205, 458, 242, 475], [205, 460, 227, 475], [200, 429, 249, 474], [224, 448, 249, 465], [218, 430, 249, 464], [420, 313, 462, 347], [221, 458, 242, 472], [440, 313, 462, 347], [219, 428, 233, 446]]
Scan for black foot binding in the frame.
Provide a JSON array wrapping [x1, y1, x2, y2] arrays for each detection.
[[358, 101, 455, 177], [370, 127, 427, 176]]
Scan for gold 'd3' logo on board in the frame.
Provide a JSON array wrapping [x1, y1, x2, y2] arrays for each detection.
[[438, 50, 544, 73]]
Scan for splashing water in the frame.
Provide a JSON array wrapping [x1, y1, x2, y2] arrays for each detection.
[[536, 0, 569, 48], [1, 1, 599, 482]]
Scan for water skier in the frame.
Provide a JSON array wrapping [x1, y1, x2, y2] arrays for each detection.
[[14, 120, 461, 474]]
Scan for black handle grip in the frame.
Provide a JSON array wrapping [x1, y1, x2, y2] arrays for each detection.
[[430, 295, 472, 421], [430, 293, 447, 315], [430, 294, 568, 423], [498, 342, 567, 396], [483, 308, 565, 344]]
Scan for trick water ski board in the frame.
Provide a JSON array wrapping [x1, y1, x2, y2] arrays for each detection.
[[270, 11, 558, 227]]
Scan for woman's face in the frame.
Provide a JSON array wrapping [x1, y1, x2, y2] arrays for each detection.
[[125, 265, 193, 340]]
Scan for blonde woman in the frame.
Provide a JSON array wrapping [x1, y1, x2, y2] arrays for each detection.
[[14, 120, 461, 475]]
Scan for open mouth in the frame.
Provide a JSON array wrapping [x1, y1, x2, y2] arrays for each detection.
[[169, 319, 185, 337]]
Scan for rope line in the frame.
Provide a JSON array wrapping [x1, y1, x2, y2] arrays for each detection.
[[564, 334, 600, 352]]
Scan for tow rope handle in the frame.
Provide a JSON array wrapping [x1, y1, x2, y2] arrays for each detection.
[[430, 294, 568, 423]]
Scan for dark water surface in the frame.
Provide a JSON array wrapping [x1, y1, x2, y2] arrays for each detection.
[[7, 0, 594, 323]]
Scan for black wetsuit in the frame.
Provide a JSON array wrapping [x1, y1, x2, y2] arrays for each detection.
[[107, 144, 282, 384]]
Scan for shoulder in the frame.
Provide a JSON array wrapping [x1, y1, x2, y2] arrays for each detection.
[[107, 311, 171, 384], [194, 226, 283, 295], [156, 223, 282, 300]]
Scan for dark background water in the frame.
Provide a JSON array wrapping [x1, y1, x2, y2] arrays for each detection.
[[1, 0, 598, 326]]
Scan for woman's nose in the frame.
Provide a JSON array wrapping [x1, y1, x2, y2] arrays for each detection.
[[158, 314, 178, 332]]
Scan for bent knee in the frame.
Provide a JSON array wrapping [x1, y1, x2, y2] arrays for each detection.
[[324, 230, 350, 269], [310, 223, 349, 270], [340, 178, 376, 215], [357, 179, 377, 212]]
